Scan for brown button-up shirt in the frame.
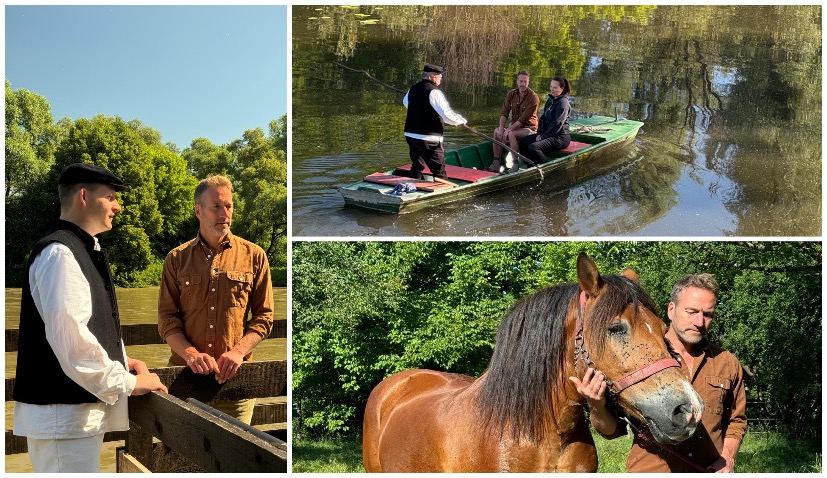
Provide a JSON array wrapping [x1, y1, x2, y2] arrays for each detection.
[[610, 341, 748, 472], [500, 87, 540, 131], [158, 232, 274, 366]]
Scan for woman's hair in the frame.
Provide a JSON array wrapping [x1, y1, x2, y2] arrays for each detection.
[[551, 76, 571, 96]]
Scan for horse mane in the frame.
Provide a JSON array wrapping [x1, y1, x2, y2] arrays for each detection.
[[475, 275, 659, 443]]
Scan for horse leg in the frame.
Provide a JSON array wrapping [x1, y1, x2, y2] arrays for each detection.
[[555, 425, 598, 472]]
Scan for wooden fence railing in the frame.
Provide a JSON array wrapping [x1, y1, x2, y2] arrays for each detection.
[[6, 320, 288, 472]]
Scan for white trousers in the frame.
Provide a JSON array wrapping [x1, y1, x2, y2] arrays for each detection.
[[27, 433, 104, 473]]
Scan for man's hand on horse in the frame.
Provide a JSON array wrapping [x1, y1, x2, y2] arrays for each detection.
[[569, 367, 608, 407]]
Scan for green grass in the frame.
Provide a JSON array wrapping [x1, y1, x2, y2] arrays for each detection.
[[292, 429, 822, 473], [291, 435, 364, 473]]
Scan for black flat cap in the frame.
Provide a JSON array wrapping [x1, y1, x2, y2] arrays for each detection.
[[58, 163, 126, 191], [423, 63, 445, 74]]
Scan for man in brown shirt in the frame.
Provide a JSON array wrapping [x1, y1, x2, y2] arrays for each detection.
[[489, 70, 540, 172], [158, 175, 274, 424], [571, 273, 747, 472]]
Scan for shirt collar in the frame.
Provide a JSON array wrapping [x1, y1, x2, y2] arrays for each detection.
[[196, 231, 234, 251], [53, 219, 99, 251]]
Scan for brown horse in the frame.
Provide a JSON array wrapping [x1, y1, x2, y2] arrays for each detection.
[[362, 253, 703, 472]]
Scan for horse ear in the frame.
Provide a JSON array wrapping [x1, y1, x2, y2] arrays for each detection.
[[577, 252, 604, 296], [621, 268, 640, 284]]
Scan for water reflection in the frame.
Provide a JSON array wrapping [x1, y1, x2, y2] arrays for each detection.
[[292, 5, 821, 237]]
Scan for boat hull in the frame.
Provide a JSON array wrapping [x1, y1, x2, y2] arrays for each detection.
[[339, 116, 642, 214]]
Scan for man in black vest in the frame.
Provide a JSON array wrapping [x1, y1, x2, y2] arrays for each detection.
[[403, 63, 468, 183], [13, 163, 167, 472]]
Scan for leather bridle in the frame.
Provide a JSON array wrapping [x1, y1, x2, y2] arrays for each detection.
[[573, 290, 712, 473], [573, 290, 680, 397]]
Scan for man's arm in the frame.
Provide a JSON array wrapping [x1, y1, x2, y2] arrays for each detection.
[[31, 244, 161, 403], [429, 89, 467, 126], [164, 331, 219, 375]]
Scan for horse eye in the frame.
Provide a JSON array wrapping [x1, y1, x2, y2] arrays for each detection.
[[608, 322, 627, 336]]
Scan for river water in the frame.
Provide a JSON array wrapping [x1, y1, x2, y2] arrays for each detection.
[[292, 5, 821, 237], [5, 286, 287, 472]]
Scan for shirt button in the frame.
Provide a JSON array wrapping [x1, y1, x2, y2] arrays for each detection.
[[210, 306, 215, 310], [209, 325, 214, 329], [212, 288, 215, 292], [688, 453, 693, 457], [208, 344, 212, 348], [186, 281, 190, 286]]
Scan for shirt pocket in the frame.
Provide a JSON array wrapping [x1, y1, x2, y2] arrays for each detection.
[[226, 271, 253, 308], [706, 376, 732, 415], [177, 274, 202, 310]]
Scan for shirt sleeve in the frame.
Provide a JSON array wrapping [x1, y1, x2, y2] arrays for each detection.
[[246, 249, 274, 339], [429, 89, 467, 126], [157, 250, 185, 340], [30, 243, 136, 404]]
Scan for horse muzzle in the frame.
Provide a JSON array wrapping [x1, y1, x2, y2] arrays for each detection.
[[632, 381, 704, 445]]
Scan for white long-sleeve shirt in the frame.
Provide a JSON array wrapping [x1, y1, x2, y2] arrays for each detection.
[[403, 88, 467, 142], [13, 241, 137, 439]]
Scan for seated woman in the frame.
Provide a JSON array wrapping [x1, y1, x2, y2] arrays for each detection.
[[517, 77, 571, 168]]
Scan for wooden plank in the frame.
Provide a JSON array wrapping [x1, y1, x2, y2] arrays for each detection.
[[394, 163, 499, 182], [362, 173, 447, 192], [116, 448, 153, 473], [128, 392, 287, 472], [156, 361, 287, 402], [5, 320, 287, 351], [6, 360, 286, 403]]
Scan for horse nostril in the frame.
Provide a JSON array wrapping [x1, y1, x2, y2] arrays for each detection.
[[672, 403, 693, 426]]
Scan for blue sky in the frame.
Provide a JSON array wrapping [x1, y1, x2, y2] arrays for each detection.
[[5, 5, 287, 150]]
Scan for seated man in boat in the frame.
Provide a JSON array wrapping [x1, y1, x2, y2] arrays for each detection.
[[489, 70, 539, 173], [403, 63, 467, 184], [518, 77, 572, 166]]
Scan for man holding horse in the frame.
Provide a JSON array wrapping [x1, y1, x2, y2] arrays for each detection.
[[488, 70, 539, 173], [158, 174, 274, 424], [573, 273, 747, 472], [13, 163, 168, 472], [402, 63, 467, 184]]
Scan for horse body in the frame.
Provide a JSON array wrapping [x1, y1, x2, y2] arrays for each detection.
[[363, 254, 703, 472], [363, 367, 596, 472]]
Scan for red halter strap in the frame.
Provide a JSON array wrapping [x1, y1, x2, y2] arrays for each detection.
[[575, 289, 680, 394]]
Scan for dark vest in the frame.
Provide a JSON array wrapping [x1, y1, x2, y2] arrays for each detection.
[[14, 220, 125, 405], [404, 79, 444, 136]]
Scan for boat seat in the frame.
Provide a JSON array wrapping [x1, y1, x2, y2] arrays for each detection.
[[556, 141, 591, 155], [393, 164, 499, 183], [363, 173, 453, 192]]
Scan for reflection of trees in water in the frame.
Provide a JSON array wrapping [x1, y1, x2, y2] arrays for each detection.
[[302, 5, 654, 98]]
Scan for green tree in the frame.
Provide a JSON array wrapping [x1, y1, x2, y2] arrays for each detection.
[[5, 80, 61, 198], [293, 241, 822, 437], [181, 116, 288, 270]]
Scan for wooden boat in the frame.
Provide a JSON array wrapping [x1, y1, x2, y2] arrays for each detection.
[[338, 115, 643, 214]]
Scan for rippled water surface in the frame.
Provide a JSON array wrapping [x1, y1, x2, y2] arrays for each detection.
[[292, 5, 821, 237]]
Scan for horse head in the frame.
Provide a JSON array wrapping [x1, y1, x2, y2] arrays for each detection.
[[575, 253, 703, 445]]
